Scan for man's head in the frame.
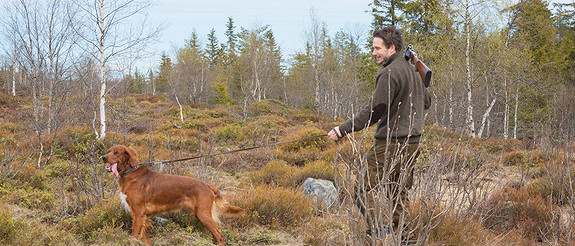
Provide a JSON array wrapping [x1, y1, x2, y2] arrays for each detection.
[[372, 26, 403, 64]]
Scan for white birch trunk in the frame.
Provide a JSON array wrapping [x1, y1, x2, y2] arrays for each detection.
[[99, 64, 106, 139], [513, 88, 519, 139], [477, 97, 496, 138], [464, 0, 475, 137], [200, 65, 204, 101], [253, 56, 261, 101], [449, 84, 453, 127], [12, 46, 16, 96], [152, 75, 156, 95], [175, 95, 184, 122], [503, 78, 509, 139], [98, 0, 106, 139]]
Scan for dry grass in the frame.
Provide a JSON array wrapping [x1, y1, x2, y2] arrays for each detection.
[[229, 185, 314, 229], [481, 185, 557, 242], [249, 160, 298, 187], [1, 93, 575, 245]]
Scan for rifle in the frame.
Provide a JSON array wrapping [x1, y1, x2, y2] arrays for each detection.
[[403, 44, 432, 87]]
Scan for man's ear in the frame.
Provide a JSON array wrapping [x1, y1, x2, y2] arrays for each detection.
[[125, 146, 139, 168]]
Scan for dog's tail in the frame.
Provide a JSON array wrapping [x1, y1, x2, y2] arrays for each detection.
[[209, 184, 244, 224]]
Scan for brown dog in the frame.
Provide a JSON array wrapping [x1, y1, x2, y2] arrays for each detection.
[[102, 145, 243, 245]]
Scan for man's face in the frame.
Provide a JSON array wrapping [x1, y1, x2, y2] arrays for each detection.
[[372, 37, 396, 64]]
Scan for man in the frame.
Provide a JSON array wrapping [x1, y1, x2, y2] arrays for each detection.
[[327, 26, 431, 239]]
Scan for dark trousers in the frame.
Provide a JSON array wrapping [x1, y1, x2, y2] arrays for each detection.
[[355, 138, 420, 230]]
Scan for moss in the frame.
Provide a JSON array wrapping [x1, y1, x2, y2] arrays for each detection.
[[0, 205, 16, 244]]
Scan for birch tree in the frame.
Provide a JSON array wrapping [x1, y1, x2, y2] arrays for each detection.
[[73, 0, 160, 139], [303, 10, 327, 112], [233, 25, 282, 116], [176, 31, 208, 103], [1, 0, 77, 166]]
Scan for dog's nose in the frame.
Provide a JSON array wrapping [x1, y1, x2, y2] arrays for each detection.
[[102, 156, 107, 161]]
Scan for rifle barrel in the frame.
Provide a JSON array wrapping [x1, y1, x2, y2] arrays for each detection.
[[404, 45, 432, 87]]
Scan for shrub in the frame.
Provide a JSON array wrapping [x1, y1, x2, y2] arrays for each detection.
[[52, 125, 100, 158], [69, 197, 131, 238], [10, 220, 81, 245], [84, 223, 131, 245], [0, 205, 16, 244], [295, 160, 336, 185], [302, 217, 348, 246], [152, 222, 215, 246], [526, 160, 575, 205], [401, 199, 494, 245], [279, 127, 326, 152], [14, 162, 47, 190], [6, 187, 55, 210], [423, 125, 468, 142], [43, 159, 72, 178], [289, 109, 326, 124], [470, 137, 522, 154], [215, 124, 244, 143], [481, 186, 555, 241], [177, 119, 208, 131], [248, 99, 290, 116], [229, 185, 313, 229], [502, 150, 525, 166], [250, 160, 298, 187], [503, 149, 550, 167], [0, 122, 24, 135], [243, 115, 289, 140], [276, 148, 324, 166]]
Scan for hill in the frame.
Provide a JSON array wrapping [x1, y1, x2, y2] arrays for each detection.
[[1, 91, 574, 245]]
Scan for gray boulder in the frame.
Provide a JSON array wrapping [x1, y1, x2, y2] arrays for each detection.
[[302, 177, 338, 208]]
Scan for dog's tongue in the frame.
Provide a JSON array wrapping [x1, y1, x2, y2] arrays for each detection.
[[106, 163, 119, 177]]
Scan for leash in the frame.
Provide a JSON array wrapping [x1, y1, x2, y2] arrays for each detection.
[[122, 134, 328, 175]]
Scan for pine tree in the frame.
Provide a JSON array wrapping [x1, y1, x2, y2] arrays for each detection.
[[555, 2, 575, 83], [369, 0, 407, 29], [157, 52, 172, 93], [205, 28, 223, 68], [507, 0, 557, 70], [225, 17, 237, 57]]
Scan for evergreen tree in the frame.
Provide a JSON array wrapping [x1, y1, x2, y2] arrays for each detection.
[[127, 70, 147, 94], [232, 25, 283, 111], [369, 0, 407, 29], [507, 0, 557, 70], [157, 52, 172, 93], [186, 29, 201, 52], [148, 69, 155, 95], [225, 17, 237, 57], [403, 0, 453, 39], [175, 30, 208, 103], [205, 28, 223, 68], [555, 2, 575, 83], [208, 66, 234, 105]]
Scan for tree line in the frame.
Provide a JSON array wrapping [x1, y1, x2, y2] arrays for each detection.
[[1, 0, 574, 148]]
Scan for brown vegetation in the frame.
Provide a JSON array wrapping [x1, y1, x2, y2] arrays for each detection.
[[0, 93, 574, 245]]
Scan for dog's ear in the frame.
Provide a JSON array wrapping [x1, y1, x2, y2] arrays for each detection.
[[125, 146, 139, 168]]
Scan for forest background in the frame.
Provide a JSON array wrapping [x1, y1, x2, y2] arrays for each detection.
[[1, 0, 575, 245], [1, 0, 574, 142]]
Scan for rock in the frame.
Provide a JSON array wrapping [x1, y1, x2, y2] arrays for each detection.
[[301, 177, 338, 208], [154, 216, 169, 226]]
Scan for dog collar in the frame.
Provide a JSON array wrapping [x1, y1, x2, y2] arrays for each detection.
[[120, 162, 156, 177]]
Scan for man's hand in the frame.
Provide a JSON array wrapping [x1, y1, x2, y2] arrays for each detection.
[[327, 126, 342, 140]]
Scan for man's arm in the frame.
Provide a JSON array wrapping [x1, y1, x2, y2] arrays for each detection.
[[327, 127, 342, 140], [327, 71, 395, 140]]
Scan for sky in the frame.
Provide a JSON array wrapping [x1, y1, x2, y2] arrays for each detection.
[[142, 0, 373, 69], [140, 0, 573, 70]]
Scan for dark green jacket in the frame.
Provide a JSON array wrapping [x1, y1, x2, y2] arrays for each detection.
[[338, 52, 431, 143]]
